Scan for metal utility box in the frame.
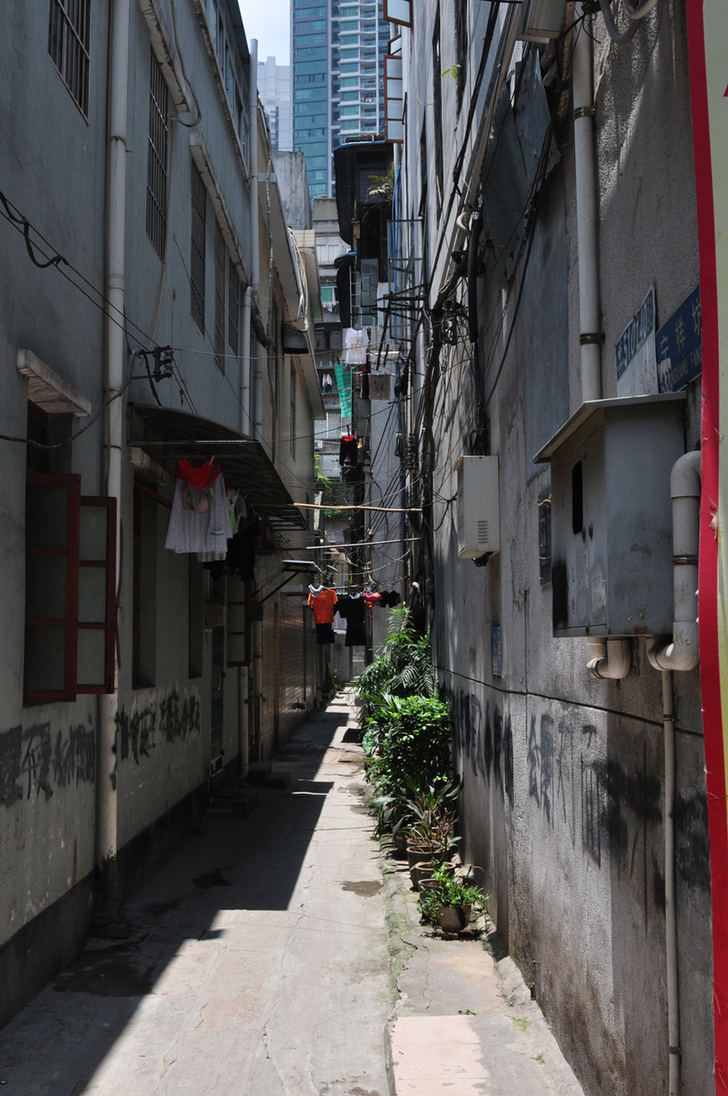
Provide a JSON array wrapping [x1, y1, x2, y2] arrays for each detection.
[[534, 394, 686, 637], [456, 455, 500, 559]]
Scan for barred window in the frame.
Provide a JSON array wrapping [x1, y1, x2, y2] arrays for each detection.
[[146, 50, 169, 259], [48, 0, 91, 118], [214, 222, 226, 373], [228, 257, 241, 354], [190, 165, 206, 333]]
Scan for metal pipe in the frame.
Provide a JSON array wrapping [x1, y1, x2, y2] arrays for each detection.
[[662, 669, 681, 1096], [98, 0, 131, 911], [240, 285, 253, 435], [573, 6, 602, 404], [249, 40, 262, 442], [648, 451, 701, 672]]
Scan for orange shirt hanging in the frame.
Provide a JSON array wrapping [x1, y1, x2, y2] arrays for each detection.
[[307, 588, 338, 624]]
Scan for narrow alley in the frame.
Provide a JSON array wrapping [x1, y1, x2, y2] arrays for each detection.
[[0, 695, 583, 1096]]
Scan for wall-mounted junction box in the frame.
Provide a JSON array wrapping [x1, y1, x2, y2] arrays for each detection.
[[534, 394, 686, 637], [456, 455, 500, 559]]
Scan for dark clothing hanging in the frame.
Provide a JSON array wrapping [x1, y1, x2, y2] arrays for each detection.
[[227, 515, 259, 583], [337, 594, 367, 647], [339, 435, 358, 468], [316, 622, 335, 645]]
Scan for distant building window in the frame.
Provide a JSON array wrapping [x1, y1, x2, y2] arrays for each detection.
[[214, 221, 226, 373], [146, 50, 169, 259], [191, 165, 207, 333], [48, 0, 91, 118]]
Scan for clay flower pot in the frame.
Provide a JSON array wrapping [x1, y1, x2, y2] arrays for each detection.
[[437, 904, 472, 933]]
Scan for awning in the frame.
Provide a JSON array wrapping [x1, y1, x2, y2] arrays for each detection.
[[128, 405, 307, 530]]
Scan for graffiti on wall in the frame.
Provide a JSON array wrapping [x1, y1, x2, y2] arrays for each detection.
[[452, 687, 709, 898], [116, 691, 201, 765], [453, 690, 514, 805], [0, 720, 96, 808], [0, 689, 202, 809]]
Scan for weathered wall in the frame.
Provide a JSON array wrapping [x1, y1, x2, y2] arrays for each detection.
[[405, 1, 713, 1094]]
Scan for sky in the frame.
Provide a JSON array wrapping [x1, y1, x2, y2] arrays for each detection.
[[238, 0, 291, 67]]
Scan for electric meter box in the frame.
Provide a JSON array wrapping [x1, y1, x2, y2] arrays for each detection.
[[456, 455, 500, 559], [534, 394, 686, 638]]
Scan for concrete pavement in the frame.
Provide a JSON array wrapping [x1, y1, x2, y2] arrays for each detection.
[[0, 692, 585, 1096]]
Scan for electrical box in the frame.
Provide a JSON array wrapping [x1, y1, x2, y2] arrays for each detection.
[[534, 394, 686, 637], [456, 455, 500, 559]]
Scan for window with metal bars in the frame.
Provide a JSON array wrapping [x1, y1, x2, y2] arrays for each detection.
[[146, 50, 169, 259], [190, 165, 206, 333], [214, 222, 226, 372], [48, 0, 90, 118], [228, 256, 241, 354]]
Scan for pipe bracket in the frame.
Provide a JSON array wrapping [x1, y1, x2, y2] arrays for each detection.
[[574, 105, 596, 119]]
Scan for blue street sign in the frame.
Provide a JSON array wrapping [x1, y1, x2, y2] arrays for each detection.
[[656, 285, 702, 393]]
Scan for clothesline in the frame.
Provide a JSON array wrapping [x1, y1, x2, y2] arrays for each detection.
[[268, 502, 421, 513], [308, 537, 418, 549]]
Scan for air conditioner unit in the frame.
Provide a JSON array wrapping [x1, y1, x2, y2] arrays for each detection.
[[518, 0, 568, 42], [456, 455, 500, 559]]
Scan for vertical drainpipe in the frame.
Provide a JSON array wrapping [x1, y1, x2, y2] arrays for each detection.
[[98, 0, 130, 913], [241, 39, 258, 439], [248, 41, 263, 759], [573, 6, 630, 682], [249, 41, 263, 443]]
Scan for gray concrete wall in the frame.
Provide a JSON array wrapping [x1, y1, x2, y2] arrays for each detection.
[[0, 0, 319, 1022], [398, 1, 714, 1094]]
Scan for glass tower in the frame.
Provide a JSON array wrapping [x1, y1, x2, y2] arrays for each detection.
[[292, 0, 390, 203]]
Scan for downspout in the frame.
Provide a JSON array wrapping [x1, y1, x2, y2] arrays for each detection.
[[573, 6, 630, 681], [98, 0, 130, 913], [247, 43, 263, 761], [241, 38, 258, 438], [647, 450, 701, 673], [249, 41, 263, 443], [646, 450, 700, 1096]]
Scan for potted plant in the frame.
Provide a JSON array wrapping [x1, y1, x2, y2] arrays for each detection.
[[418, 865, 488, 934], [402, 775, 460, 886]]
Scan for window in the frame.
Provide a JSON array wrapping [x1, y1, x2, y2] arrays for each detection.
[[214, 221, 226, 372], [48, 0, 90, 118], [228, 257, 241, 354], [24, 473, 116, 704], [191, 164, 206, 333], [147, 50, 169, 259]]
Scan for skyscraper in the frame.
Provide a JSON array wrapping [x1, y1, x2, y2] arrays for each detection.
[[258, 56, 292, 152], [292, 0, 390, 201]]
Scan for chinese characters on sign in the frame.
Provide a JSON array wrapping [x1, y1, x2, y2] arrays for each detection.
[[656, 285, 702, 392], [615, 285, 658, 396]]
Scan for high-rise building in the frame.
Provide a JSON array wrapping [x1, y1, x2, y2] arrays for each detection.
[[258, 56, 292, 151], [292, 0, 390, 201]]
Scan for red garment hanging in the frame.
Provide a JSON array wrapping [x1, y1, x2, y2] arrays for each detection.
[[176, 458, 222, 488]]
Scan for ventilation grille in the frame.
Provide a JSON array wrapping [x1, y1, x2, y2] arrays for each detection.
[[477, 520, 489, 544]]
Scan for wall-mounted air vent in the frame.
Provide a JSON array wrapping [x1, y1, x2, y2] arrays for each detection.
[[455, 455, 500, 559]]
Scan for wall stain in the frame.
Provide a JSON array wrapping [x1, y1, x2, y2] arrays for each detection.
[[452, 690, 513, 805]]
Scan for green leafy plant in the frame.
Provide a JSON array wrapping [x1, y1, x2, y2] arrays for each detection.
[[402, 774, 461, 854], [418, 864, 488, 928], [357, 611, 436, 717]]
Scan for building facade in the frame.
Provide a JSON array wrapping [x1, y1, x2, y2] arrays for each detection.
[[258, 55, 292, 151], [374, 0, 717, 1093], [292, 0, 390, 201], [0, 0, 322, 1027]]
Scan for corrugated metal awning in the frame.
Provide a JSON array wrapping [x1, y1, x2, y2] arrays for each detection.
[[128, 405, 307, 530]]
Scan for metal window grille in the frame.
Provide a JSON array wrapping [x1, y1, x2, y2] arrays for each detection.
[[146, 50, 169, 259], [190, 166, 206, 333], [228, 257, 240, 354], [214, 222, 226, 373], [48, 0, 91, 118]]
